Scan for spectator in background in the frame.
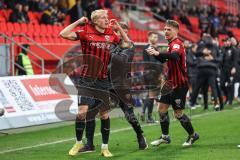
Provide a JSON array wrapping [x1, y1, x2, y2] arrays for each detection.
[[237, 14, 240, 28], [121, 6, 130, 25], [179, 11, 192, 31], [199, 10, 210, 33], [40, 6, 58, 25], [186, 43, 198, 96], [0, 0, 6, 9], [16, 44, 34, 75], [210, 12, 221, 37], [188, 6, 198, 17], [23, 4, 30, 23], [9, 3, 29, 23], [38, 0, 49, 12], [68, 0, 86, 23], [4, 0, 17, 9], [86, 0, 99, 20], [56, 9, 66, 26]]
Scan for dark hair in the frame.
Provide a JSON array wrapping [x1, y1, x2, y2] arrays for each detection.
[[119, 22, 129, 30], [165, 20, 179, 29], [148, 31, 159, 37]]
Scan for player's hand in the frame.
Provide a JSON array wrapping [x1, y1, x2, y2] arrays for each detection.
[[205, 55, 213, 60], [203, 48, 210, 55], [78, 17, 88, 25], [146, 47, 159, 56], [231, 67, 236, 75], [109, 19, 120, 29]]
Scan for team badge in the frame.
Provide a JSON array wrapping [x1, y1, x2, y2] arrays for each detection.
[[105, 35, 110, 42]]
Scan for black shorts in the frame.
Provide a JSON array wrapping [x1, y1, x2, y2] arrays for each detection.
[[71, 77, 111, 110], [156, 86, 188, 110]]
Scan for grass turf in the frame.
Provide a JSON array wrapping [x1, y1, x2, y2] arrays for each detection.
[[0, 105, 240, 160]]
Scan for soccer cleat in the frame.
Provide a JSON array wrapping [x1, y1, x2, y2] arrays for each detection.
[[147, 117, 156, 123], [182, 133, 199, 147], [137, 135, 148, 150], [151, 135, 171, 146], [69, 142, 84, 156], [79, 144, 95, 153], [214, 104, 220, 111], [101, 148, 113, 157]]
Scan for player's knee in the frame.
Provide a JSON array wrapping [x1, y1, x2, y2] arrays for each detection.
[[99, 111, 109, 120], [174, 110, 184, 119], [77, 105, 88, 120], [158, 106, 168, 113], [125, 112, 136, 123], [159, 112, 169, 122]]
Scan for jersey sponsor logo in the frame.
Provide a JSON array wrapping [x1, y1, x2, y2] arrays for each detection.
[[77, 30, 84, 32], [173, 44, 180, 50], [90, 42, 112, 49]]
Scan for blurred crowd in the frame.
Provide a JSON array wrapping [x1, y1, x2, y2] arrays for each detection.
[[151, 2, 240, 37], [0, 0, 114, 25]]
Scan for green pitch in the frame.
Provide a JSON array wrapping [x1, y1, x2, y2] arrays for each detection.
[[0, 106, 240, 160]]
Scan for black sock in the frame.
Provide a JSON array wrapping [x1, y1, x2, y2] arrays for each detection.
[[85, 119, 96, 146], [126, 109, 143, 137], [177, 114, 194, 135], [119, 101, 143, 137], [101, 118, 110, 144], [75, 116, 86, 141], [147, 99, 154, 119], [159, 112, 170, 135]]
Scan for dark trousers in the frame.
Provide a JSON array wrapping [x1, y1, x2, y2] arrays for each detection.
[[191, 68, 218, 106], [220, 69, 235, 105], [142, 98, 154, 119]]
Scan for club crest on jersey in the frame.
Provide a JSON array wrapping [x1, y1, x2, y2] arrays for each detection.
[[173, 44, 180, 50], [175, 99, 181, 105], [105, 35, 110, 42]]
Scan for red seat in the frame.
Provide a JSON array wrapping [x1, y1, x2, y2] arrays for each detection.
[[32, 23, 41, 37], [0, 22, 7, 32], [6, 22, 14, 35], [20, 23, 28, 34], [13, 23, 21, 34], [40, 37, 48, 43], [46, 37, 54, 43], [34, 37, 42, 43], [40, 24, 47, 35], [0, 11, 6, 22]]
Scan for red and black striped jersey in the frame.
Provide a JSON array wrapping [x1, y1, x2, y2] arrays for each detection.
[[167, 38, 188, 88], [75, 23, 120, 79]]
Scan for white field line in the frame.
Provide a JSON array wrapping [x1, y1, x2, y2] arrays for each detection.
[[0, 107, 239, 154]]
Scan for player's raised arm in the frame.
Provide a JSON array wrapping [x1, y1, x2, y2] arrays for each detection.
[[110, 19, 131, 47], [59, 17, 88, 41]]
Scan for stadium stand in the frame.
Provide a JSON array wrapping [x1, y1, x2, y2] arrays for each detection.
[[0, 0, 239, 75]]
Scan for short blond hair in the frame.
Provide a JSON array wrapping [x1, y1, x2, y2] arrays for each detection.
[[91, 9, 108, 22]]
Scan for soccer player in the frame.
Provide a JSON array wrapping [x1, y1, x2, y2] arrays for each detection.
[[109, 22, 148, 150], [146, 20, 199, 147], [60, 9, 130, 157]]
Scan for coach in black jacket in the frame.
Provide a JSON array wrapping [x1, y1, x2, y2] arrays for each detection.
[[190, 34, 220, 110]]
